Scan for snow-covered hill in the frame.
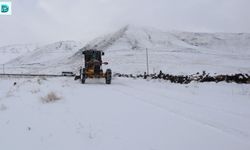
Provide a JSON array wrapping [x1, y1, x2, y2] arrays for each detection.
[[7, 41, 84, 65], [0, 44, 39, 64], [3, 25, 250, 74], [77, 25, 250, 74], [4, 41, 85, 74]]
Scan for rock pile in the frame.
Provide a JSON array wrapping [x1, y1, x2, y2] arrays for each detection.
[[114, 71, 250, 84]]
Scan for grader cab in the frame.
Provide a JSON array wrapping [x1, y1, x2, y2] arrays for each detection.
[[79, 49, 112, 84]]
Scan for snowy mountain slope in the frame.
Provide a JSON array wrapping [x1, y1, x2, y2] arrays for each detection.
[[0, 77, 250, 150], [4, 41, 85, 74], [77, 25, 250, 53], [4, 25, 250, 74], [78, 25, 250, 74], [0, 44, 39, 64], [7, 41, 84, 65], [78, 25, 196, 51], [172, 32, 250, 55]]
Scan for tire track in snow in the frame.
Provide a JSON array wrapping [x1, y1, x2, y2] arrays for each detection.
[[111, 81, 250, 142], [125, 81, 250, 120]]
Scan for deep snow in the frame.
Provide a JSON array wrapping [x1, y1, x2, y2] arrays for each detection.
[[0, 77, 250, 150]]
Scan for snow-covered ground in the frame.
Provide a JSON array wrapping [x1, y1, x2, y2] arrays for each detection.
[[0, 77, 250, 150]]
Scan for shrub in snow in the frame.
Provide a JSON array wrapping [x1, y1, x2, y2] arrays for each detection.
[[41, 92, 61, 103]]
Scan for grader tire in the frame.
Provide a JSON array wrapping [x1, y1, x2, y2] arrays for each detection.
[[105, 69, 112, 84]]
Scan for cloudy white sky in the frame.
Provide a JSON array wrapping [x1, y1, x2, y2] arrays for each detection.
[[0, 0, 250, 46]]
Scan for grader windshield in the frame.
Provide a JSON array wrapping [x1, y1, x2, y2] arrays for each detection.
[[84, 50, 102, 62]]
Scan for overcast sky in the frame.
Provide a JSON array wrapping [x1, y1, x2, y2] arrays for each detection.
[[0, 0, 250, 46]]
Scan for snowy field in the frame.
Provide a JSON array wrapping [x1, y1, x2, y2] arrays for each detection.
[[0, 77, 250, 150]]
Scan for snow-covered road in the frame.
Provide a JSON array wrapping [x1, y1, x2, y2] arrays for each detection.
[[0, 77, 250, 150]]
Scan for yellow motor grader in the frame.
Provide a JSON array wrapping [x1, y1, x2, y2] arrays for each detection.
[[79, 49, 112, 84]]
